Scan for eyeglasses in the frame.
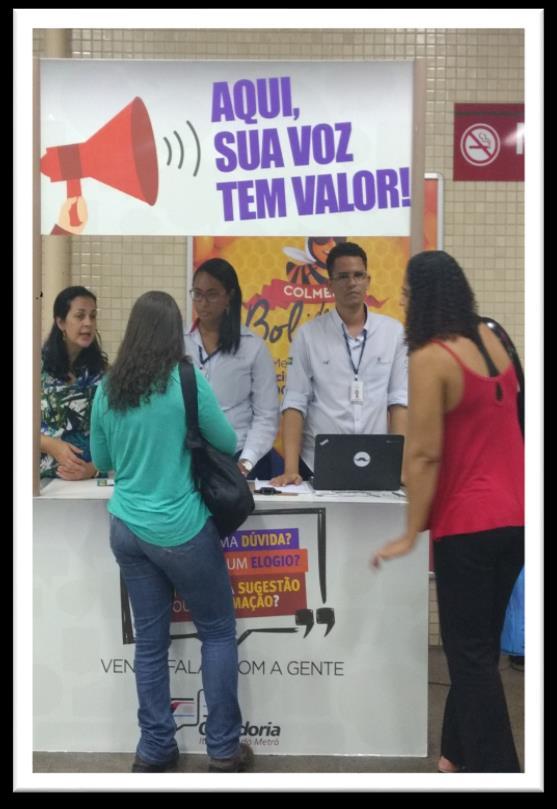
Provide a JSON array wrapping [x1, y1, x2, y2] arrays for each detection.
[[189, 288, 224, 303], [330, 271, 368, 283]]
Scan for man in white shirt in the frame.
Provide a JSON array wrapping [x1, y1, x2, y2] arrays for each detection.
[[272, 242, 408, 485]]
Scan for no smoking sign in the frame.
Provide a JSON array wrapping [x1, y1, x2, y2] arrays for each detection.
[[454, 104, 524, 181], [461, 123, 500, 166]]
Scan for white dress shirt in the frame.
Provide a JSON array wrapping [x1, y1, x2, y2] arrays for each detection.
[[184, 324, 280, 467], [281, 307, 408, 470]]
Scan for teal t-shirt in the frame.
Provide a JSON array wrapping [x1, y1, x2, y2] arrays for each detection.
[[90, 364, 237, 546]]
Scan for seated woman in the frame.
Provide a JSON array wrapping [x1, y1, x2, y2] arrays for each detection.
[[184, 258, 280, 480], [40, 285, 108, 480]]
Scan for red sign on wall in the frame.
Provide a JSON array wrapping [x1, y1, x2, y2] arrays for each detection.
[[453, 103, 524, 181]]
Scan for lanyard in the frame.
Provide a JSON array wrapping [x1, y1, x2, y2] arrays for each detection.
[[198, 345, 219, 367], [341, 325, 367, 379]]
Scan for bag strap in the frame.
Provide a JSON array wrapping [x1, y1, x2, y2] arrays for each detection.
[[480, 316, 525, 436], [179, 358, 203, 445], [480, 316, 524, 391], [472, 327, 501, 378]]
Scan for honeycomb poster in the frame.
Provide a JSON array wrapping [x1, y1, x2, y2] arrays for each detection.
[[191, 176, 441, 419]]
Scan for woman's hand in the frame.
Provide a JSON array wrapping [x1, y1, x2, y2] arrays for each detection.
[[237, 460, 250, 477], [371, 533, 417, 569], [57, 460, 97, 481], [43, 437, 86, 471], [42, 436, 96, 479]]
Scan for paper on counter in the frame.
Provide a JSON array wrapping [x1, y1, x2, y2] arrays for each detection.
[[254, 480, 313, 494]]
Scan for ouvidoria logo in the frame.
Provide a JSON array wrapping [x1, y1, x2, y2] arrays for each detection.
[[199, 719, 281, 748], [171, 689, 207, 729], [172, 690, 281, 745]]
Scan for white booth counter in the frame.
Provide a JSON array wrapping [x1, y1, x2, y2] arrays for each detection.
[[34, 479, 429, 757]]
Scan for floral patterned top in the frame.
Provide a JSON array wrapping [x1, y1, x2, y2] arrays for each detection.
[[40, 364, 104, 478]]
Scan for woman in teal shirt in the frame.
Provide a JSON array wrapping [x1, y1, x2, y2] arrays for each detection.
[[91, 291, 252, 774]]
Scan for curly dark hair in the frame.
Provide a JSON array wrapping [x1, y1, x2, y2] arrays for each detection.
[[326, 241, 367, 276], [41, 286, 108, 380], [105, 291, 185, 411], [404, 251, 479, 352], [194, 258, 242, 354]]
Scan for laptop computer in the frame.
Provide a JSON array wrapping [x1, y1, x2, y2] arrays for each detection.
[[312, 434, 404, 491]]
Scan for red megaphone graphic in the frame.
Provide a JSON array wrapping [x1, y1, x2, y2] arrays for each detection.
[[41, 96, 158, 227]]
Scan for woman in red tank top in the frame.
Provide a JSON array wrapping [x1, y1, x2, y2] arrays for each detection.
[[372, 250, 524, 773]]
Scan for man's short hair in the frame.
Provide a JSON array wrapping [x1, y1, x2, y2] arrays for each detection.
[[326, 242, 368, 276]]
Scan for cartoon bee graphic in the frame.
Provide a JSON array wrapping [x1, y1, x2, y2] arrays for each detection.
[[283, 237, 347, 285]]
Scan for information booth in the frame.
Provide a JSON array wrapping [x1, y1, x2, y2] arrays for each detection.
[[34, 481, 429, 757]]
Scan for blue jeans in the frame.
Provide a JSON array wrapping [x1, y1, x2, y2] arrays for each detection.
[[109, 514, 242, 764]]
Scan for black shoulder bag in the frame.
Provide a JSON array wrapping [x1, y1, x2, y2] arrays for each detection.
[[179, 358, 255, 538]]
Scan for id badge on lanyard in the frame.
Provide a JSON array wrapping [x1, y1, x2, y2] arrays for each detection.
[[343, 325, 367, 405], [350, 378, 364, 403]]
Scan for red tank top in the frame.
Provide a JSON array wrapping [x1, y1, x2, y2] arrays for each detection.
[[428, 340, 524, 541]]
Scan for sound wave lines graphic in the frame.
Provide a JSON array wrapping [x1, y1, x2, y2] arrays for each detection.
[[163, 121, 201, 176]]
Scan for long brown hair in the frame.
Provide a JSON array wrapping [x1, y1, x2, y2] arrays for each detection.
[[105, 291, 185, 410]]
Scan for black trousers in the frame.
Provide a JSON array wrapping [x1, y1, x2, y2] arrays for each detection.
[[433, 526, 524, 772]]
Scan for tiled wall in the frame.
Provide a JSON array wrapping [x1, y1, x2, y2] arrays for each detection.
[[36, 27, 525, 645], [69, 236, 188, 359]]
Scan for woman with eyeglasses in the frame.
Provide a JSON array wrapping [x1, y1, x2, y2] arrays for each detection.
[[184, 258, 280, 480]]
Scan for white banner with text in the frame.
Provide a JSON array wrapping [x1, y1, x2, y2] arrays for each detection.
[[41, 60, 413, 236]]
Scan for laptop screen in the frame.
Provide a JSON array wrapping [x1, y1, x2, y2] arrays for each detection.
[[313, 434, 404, 491]]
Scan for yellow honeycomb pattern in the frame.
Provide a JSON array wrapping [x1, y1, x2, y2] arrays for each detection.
[[194, 234, 409, 353], [193, 179, 439, 459], [194, 235, 412, 457]]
